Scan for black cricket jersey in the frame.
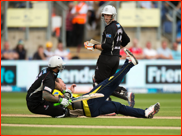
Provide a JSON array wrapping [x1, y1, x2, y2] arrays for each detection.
[[26, 68, 58, 109], [101, 21, 130, 56]]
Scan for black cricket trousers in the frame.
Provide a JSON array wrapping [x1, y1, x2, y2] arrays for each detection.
[[95, 55, 120, 84]]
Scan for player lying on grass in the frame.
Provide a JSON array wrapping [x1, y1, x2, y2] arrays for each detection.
[[53, 49, 160, 118], [53, 78, 115, 116]]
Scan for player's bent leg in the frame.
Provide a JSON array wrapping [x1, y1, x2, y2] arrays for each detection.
[[27, 101, 68, 118]]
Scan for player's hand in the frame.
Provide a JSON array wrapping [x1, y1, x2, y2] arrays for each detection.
[[84, 41, 94, 51], [84, 41, 89, 49], [70, 84, 76, 93], [59, 98, 72, 107], [62, 89, 73, 99]]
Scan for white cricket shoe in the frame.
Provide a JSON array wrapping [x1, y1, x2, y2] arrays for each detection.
[[127, 92, 135, 108], [145, 102, 160, 118], [124, 48, 138, 65]]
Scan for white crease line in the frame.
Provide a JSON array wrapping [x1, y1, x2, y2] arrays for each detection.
[[1, 114, 181, 119], [1, 124, 181, 130]]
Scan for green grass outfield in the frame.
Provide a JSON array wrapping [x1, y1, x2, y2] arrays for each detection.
[[1, 92, 181, 135]]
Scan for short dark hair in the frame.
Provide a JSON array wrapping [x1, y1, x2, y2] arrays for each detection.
[[38, 45, 43, 49], [55, 78, 62, 83], [58, 38, 62, 43]]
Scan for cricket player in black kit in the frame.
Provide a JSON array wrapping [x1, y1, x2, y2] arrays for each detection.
[[84, 5, 134, 107], [26, 56, 72, 118]]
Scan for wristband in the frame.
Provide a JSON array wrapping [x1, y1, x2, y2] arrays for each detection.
[[62, 90, 66, 94], [93, 44, 97, 49], [59, 97, 62, 103]]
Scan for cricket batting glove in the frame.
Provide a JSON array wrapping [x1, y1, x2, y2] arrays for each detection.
[[84, 41, 95, 51], [62, 89, 73, 99], [59, 98, 72, 107]]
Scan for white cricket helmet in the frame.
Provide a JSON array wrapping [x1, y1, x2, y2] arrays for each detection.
[[48, 56, 65, 72], [101, 5, 117, 19]]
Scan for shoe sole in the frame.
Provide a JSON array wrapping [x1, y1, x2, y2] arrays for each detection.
[[148, 102, 160, 118], [124, 49, 138, 65], [128, 93, 135, 108], [154, 102, 160, 114]]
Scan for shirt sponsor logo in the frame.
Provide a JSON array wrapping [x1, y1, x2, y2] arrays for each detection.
[[114, 46, 120, 49], [54, 92, 59, 95], [106, 34, 111, 38], [116, 24, 120, 28], [44, 86, 52, 93], [42, 69, 47, 74]]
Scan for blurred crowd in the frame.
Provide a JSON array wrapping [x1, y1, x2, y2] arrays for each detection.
[[1, 37, 181, 61], [1, 1, 181, 61], [120, 38, 181, 60], [1, 39, 72, 60]]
